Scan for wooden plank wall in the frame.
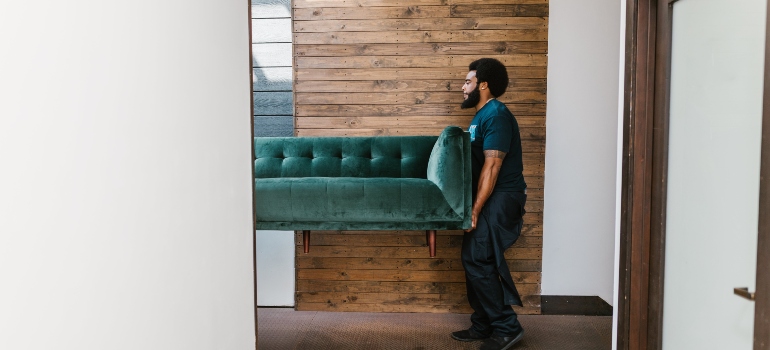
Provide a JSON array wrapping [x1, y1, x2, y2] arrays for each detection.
[[292, 0, 548, 314], [253, 0, 294, 136]]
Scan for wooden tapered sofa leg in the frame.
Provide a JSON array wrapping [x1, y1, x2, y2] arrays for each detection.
[[303, 230, 310, 254], [427, 230, 437, 258]]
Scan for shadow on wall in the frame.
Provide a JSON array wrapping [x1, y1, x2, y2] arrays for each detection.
[[252, 0, 294, 137]]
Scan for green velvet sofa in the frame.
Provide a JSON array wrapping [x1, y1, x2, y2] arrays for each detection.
[[253, 126, 471, 257]]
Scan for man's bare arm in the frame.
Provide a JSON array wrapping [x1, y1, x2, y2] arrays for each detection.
[[484, 150, 507, 159], [465, 150, 507, 232]]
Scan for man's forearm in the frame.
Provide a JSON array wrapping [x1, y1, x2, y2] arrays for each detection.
[[465, 151, 506, 232], [474, 158, 503, 213]]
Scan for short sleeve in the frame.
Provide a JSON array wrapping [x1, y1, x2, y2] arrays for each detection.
[[481, 112, 513, 153]]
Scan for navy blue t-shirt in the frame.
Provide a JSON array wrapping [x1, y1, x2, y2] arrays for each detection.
[[468, 99, 526, 194]]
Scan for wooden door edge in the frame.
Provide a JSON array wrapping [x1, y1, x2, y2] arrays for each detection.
[[753, 1, 770, 348], [617, 1, 673, 349]]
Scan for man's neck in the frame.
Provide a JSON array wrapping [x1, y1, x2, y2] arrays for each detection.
[[475, 91, 495, 111]]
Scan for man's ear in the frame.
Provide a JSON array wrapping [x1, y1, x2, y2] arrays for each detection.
[[479, 81, 489, 90]]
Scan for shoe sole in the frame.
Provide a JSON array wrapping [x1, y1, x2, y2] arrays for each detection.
[[499, 331, 524, 350], [451, 334, 488, 342]]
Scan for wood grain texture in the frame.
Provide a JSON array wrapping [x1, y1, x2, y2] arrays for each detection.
[[295, 103, 547, 117], [294, 30, 547, 44], [295, 90, 546, 104], [292, 225, 545, 238], [295, 256, 544, 271], [296, 55, 548, 69], [295, 42, 548, 56], [294, 18, 547, 32], [294, 79, 545, 94], [293, 0, 548, 7], [296, 67, 547, 80], [297, 280, 541, 294], [253, 116, 294, 137], [293, 5, 548, 20], [294, 6, 452, 20], [295, 292, 542, 307], [295, 246, 543, 261], [294, 116, 545, 128], [296, 268, 541, 283], [253, 92, 293, 115], [294, 232, 543, 247], [293, 0, 548, 314], [294, 127, 545, 142], [450, 4, 549, 18]]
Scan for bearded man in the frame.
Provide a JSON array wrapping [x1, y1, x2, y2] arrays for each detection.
[[451, 58, 527, 350]]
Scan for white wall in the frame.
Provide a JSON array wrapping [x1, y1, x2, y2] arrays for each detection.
[[0, 1, 256, 349], [256, 231, 295, 306], [543, 0, 622, 304]]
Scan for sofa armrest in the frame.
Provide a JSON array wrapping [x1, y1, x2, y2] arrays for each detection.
[[426, 126, 472, 229]]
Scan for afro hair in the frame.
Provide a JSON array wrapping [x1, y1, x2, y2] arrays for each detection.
[[468, 58, 509, 98]]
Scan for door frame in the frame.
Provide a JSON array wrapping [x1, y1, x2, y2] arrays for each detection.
[[618, 0, 770, 349], [755, 0, 770, 346], [616, 0, 672, 348]]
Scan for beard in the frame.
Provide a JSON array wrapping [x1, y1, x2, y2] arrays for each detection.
[[461, 87, 481, 109]]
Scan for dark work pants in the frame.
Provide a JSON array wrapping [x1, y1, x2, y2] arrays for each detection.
[[462, 191, 527, 337]]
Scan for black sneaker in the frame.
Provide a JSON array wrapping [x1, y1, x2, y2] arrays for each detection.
[[451, 329, 490, 342], [479, 330, 524, 350]]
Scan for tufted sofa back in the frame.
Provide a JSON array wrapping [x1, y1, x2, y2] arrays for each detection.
[[254, 136, 438, 179]]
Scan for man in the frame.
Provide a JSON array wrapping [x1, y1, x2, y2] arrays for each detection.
[[451, 58, 527, 350]]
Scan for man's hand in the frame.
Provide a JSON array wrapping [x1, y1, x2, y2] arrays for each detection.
[[465, 206, 482, 232]]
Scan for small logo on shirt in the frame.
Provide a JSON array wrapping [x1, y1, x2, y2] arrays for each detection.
[[468, 125, 477, 141]]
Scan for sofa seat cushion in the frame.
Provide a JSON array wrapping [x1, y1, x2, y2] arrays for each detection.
[[255, 177, 460, 224]]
